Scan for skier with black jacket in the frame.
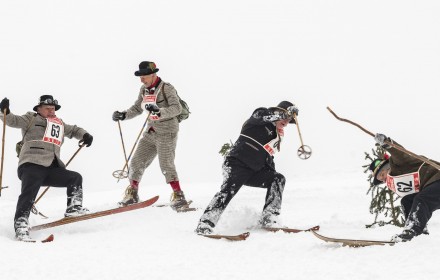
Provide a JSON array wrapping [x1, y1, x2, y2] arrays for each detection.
[[195, 101, 299, 235]]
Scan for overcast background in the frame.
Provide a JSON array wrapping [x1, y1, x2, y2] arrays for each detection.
[[1, 0, 440, 194], [1, 1, 440, 280]]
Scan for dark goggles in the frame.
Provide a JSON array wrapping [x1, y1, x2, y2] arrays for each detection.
[[39, 98, 58, 105]]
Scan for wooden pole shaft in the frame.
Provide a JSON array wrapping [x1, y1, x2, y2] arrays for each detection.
[[119, 112, 150, 174], [118, 120, 128, 164], [292, 113, 305, 146], [0, 109, 7, 196], [326, 106, 440, 170]]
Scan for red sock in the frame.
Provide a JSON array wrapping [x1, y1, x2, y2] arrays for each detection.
[[170, 181, 181, 192], [130, 180, 139, 189]]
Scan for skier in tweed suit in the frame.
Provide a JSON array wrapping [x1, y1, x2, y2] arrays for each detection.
[[0, 95, 93, 241], [112, 61, 189, 210]]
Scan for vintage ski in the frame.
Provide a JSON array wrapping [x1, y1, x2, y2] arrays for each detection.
[[176, 207, 198, 213], [155, 200, 197, 212], [201, 232, 250, 241], [30, 195, 159, 231], [263, 225, 320, 233], [311, 230, 395, 247], [19, 234, 55, 243], [154, 200, 193, 207]]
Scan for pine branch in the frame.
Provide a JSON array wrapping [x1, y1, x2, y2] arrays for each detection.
[[363, 146, 404, 228]]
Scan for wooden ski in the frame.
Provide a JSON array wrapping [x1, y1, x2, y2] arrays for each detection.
[[201, 232, 250, 241], [30, 196, 159, 231], [311, 230, 395, 247], [263, 225, 320, 233]]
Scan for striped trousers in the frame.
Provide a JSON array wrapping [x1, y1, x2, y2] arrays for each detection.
[[128, 130, 179, 183]]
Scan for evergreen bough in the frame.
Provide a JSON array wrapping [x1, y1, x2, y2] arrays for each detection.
[[363, 146, 404, 228], [219, 141, 233, 157]]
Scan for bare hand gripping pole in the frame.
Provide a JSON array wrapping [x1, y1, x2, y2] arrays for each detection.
[[326, 106, 440, 171]]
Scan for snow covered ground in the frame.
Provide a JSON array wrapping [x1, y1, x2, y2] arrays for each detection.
[[1, 0, 440, 279], [1, 170, 440, 280]]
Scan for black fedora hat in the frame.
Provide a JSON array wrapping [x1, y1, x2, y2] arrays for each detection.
[[33, 95, 61, 112], [369, 158, 390, 185], [134, 61, 159, 76], [269, 101, 296, 123]]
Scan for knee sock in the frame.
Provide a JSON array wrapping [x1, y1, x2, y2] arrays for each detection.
[[130, 180, 139, 190], [170, 181, 181, 192]]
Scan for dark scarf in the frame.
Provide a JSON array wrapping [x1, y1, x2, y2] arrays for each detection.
[[144, 77, 162, 95]]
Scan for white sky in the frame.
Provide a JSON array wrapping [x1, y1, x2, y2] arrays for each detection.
[[1, 0, 439, 192], [1, 2, 440, 280]]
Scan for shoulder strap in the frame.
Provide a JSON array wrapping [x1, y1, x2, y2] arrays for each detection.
[[161, 83, 168, 103]]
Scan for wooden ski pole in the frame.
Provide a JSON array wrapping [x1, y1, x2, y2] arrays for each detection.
[[31, 143, 86, 217], [118, 120, 129, 165], [114, 120, 129, 182], [113, 112, 151, 180], [0, 109, 9, 196], [326, 106, 440, 170], [292, 113, 312, 160]]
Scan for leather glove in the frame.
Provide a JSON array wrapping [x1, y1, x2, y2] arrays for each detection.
[[0, 98, 10, 115], [374, 133, 390, 148], [79, 133, 93, 147], [145, 104, 160, 114], [112, 111, 126, 121], [286, 105, 299, 116]]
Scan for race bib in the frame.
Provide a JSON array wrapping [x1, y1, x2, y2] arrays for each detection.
[[141, 94, 160, 120], [386, 172, 420, 197], [263, 128, 284, 155], [43, 117, 64, 146]]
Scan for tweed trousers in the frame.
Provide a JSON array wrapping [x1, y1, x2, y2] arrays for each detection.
[[128, 130, 179, 183]]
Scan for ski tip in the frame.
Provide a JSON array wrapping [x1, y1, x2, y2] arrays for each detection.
[[42, 234, 55, 243], [308, 225, 320, 232], [149, 195, 160, 204]]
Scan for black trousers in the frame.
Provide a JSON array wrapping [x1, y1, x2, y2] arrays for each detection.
[[15, 160, 82, 224], [400, 179, 440, 234], [199, 157, 285, 228]]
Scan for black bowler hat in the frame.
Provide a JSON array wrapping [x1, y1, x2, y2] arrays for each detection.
[[134, 61, 159, 76], [269, 101, 296, 123], [33, 95, 61, 112], [369, 157, 390, 185]]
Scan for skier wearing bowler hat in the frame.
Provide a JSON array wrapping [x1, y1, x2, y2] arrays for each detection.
[[195, 101, 299, 235], [112, 61, 190, 211], [370, 133, 440, 242], [0, 95, 93, 241]]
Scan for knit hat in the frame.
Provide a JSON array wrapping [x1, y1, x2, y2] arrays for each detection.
[[369, 155, 390, 185], [134, 61, 159, 76], [269, 101, 296, 123], [33, 95, 61, 112]]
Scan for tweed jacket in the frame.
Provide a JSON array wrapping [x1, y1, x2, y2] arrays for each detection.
[[386, 141, 440, 190], [1, 111, 88, 168], [124, 81, 182, 134]]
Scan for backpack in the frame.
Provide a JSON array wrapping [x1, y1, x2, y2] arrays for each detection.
[[162, 84, 190, 123]]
